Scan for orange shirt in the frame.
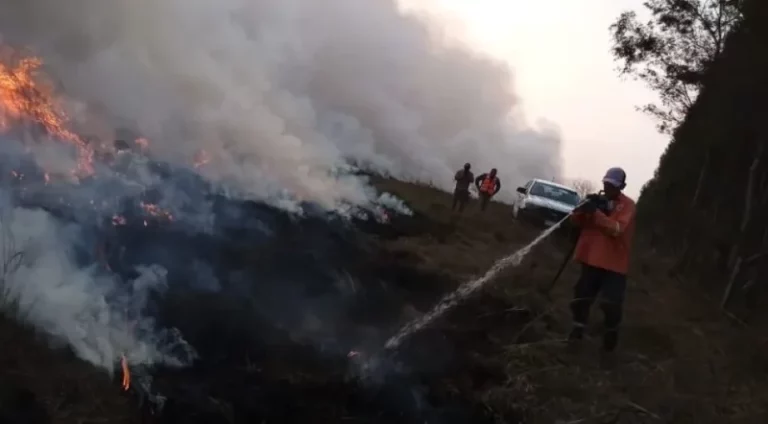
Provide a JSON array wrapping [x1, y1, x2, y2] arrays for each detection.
[[569, 192, 636, 275]]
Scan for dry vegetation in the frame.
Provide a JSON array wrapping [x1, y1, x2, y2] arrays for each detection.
[[0, 178, 767, 423], [374, 178, 768, 423], [0, 319, 137, 424]]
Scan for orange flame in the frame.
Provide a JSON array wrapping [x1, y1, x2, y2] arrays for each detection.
[[0, 46, 94, 177], [120, 354, 131, 391]]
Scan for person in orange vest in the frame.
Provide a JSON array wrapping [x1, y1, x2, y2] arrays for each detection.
[[474, 168, 501, 211], [566, 167, 636, 368]]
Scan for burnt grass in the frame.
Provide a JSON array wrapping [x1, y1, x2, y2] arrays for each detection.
[[3, 175, 768, 424], [0, 171, 538, 424], [130, 196, 517, 423]]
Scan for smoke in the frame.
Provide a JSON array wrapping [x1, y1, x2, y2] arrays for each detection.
[[0, 0, 562, 210], [0, 199, 195, 372], [0, 0, 565, 385]]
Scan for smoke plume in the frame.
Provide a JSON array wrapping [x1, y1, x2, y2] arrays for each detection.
[[0, 199, 195, 372], [0, 0, 562, 209], [0, 0, 565, 381]]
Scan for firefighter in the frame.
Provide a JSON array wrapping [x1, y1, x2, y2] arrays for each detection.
[[452, 163, 474, 213], [567, 167, 636, 368], [474, 168, 501, 212]]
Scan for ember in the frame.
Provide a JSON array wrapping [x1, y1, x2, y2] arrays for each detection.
[[139, 202, 174, 221], [120, 355, 130, 391]]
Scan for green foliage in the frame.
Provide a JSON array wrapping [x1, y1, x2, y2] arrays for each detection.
[[610, 0, 744, 133], [636, 0, 768, 307]]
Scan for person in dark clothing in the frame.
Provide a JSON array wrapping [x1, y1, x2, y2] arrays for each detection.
[[452, 163, 474, 212], [474, 168, 501, 212]]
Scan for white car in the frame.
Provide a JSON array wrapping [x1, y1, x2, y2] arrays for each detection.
[[513, 179, 582, 227]]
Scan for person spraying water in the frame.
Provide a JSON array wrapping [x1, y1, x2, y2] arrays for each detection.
[[346, 168, 636, 388], [381, 169, 635, 352], [565, 167, 636, 369]]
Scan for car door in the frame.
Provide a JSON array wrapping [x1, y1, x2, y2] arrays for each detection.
[[514, 180, 534, 214]]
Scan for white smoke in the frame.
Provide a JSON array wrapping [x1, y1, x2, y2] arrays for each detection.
[[0, 201, 194, 372], [377, 192, 413, 216], [0, 0, 564, 374], [0, 0, 562, 210]]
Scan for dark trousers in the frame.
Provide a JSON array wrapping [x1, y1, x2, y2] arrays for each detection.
[[479, 193, 491, 211], [452, 189, 470, 212], [569, 264, 627, 352]]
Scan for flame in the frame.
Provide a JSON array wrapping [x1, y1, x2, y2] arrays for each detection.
[[193, 149, 210, 168], [120, 354, 131, 391], [140, 202, 174, 221], [0, 46, 94, 177]]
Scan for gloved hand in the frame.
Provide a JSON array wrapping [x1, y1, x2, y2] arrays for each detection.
[[575, 193, 602, 213], [585, 193, 603, 203]]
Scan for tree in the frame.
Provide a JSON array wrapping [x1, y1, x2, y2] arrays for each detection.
[[636, 0, 768, 313], [570, 179, 596, 198], [610, 0, 744, 134]]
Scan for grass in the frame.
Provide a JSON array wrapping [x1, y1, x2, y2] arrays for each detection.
[[373, 177, 768, 423], [0, 210, 138, 424], [0, 178, 767, 423]]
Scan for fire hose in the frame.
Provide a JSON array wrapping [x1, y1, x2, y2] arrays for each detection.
[[544, 226, 580, 294], [544, 191, 606, 294]]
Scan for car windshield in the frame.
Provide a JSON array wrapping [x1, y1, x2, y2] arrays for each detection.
[[529, 182, 580, 206]]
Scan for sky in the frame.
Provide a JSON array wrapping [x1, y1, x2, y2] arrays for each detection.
[[401, 0, 668, 198]]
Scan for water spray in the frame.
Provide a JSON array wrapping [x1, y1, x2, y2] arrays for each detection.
[[544, 191, 605, 294], [349, 194, 604, 380], [383, 212, 575, 351]]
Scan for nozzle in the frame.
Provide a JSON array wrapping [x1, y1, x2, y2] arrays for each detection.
[[572, 190, 605, 213]]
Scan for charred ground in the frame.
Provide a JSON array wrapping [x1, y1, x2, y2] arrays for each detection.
[[1, 177, 767, 424]]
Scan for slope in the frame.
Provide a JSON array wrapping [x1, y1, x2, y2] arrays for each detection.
[[637, 0, 768, 315], [0, 178, 767, 423]]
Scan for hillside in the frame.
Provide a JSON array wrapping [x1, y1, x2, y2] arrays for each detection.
[[637, 0, 768, 316], [0, 178, 766, 423]]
